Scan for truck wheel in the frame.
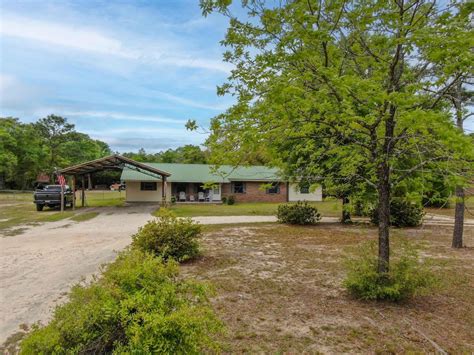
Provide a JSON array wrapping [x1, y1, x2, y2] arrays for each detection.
[[36, 204, 44, 211]]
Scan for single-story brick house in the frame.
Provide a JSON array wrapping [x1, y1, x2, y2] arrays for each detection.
[[120, 163, 322, 203]]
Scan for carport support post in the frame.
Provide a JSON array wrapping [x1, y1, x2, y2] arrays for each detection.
[[81, 175, 85, 207], [161, 176, 167, 206], [60, 184, 64, 213], [72, 175, 76, 210]]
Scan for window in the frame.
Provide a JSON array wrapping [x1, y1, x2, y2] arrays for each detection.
[[140, 182, 157, 191], [232, 182, 246, 194], [300, 185, 310, 194], [266, 182, 280, 194]]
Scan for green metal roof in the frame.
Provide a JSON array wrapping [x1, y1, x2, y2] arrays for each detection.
[[120, 163, 281, 183]]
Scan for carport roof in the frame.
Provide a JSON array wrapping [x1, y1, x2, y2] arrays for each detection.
[[59, 154, 171, 179]]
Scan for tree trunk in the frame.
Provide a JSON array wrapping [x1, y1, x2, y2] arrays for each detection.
[[452, 187, 465, 248], [377, 162, 391, 274], [452, 81, 465, 248], [376, 104, 395, 274], [341, 195, 351, 224], [88, 174, 92, 190]]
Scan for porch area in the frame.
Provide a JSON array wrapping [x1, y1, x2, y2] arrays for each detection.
[[171, 182, 222, 203]]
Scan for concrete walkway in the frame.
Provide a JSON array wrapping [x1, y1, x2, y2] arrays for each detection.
[[192, 214, 474, 226], [424, 213, 474, 227]]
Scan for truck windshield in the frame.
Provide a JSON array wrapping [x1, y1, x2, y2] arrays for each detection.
[[44, 185, 64, 191]]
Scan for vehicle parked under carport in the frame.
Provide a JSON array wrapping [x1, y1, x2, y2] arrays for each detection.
[[33, 185, 73, 211]]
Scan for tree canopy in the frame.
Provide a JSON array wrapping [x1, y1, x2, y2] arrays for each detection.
[[0, 116, 215, 189], [200, 0, 474, 272], [122, 145, 210, 164], [0, 116, 112, 189]]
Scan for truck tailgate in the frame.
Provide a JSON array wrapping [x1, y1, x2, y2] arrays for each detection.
[[35, 192, 61, 202]]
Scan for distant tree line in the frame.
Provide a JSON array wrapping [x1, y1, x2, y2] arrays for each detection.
[[122, 145, 210, 164], [0, 115, 111, 190], [0, 115, 217, 190]]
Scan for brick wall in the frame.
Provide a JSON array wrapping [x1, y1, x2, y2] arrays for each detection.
[[222, 181, 288, 203]]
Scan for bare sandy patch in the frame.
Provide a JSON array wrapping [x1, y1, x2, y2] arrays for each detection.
[[182, 224, 474, 353]]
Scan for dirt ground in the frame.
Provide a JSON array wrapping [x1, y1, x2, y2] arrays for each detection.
[[1, 205, 473, 350], [183, 223, 474, 353], [0, 205, 155, 343]]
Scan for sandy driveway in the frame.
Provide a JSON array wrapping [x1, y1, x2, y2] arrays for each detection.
[[0, 205, 156, 343]]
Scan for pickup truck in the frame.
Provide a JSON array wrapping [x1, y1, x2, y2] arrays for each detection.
[[34, 185, 74, 211]]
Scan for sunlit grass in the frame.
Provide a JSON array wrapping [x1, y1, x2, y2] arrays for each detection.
[[76, 190, 125, 207], [0, 190, 123, 234], [0, 203, 74, 233], [70, 212, 99, 222], [155, 199, 342, 217]]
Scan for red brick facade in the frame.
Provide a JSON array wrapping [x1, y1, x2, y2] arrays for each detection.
[[221, 181, 288, 203]]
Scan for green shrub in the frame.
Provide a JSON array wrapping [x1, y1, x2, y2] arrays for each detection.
[[170, 195, 177, 204], [352, 199, 372, 217], [226, 195, 235, 205], [155, 207, 177, 218], [277, 201, 321, 225], [20, 250, 222, 353], [343, 241, 437, 302], [370, 199, 424, 227], [221, 196, 227, 204], [132, 215, 201, 262]]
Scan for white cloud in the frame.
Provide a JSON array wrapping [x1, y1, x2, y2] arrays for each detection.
[[85, 127, 207, 152], [0, 74, 46, 110], [0, 13, 231, 73], [61, 110, 185, 124], [153, 91, 228, 111], [96, 127, 200, 135], [0, 15, 135, 59], [155, 57, 232, 74]]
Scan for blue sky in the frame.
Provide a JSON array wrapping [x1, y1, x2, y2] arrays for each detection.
[[1, 1, 471, 153], [0, 0, 234, 152]]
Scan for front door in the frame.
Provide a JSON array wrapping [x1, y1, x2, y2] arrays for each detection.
[[212, 184, 221, 201]]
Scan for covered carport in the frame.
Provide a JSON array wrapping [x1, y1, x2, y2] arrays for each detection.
[[59, 154, 171, 209]]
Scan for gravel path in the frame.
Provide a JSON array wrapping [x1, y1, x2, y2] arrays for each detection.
[[424, 213, 474, 226], [191, 215, 341, 224], [0, 205, 155, 343]]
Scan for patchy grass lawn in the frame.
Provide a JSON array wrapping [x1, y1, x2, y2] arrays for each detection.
[[160, 199, 342, 217], [0, 190, 124, 235], [0, 190, 125, 207], [182, 223, 474, 353], [70, 212, 99, 222], [0, 203, 75, 234], [82, 190, 125, 207]]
